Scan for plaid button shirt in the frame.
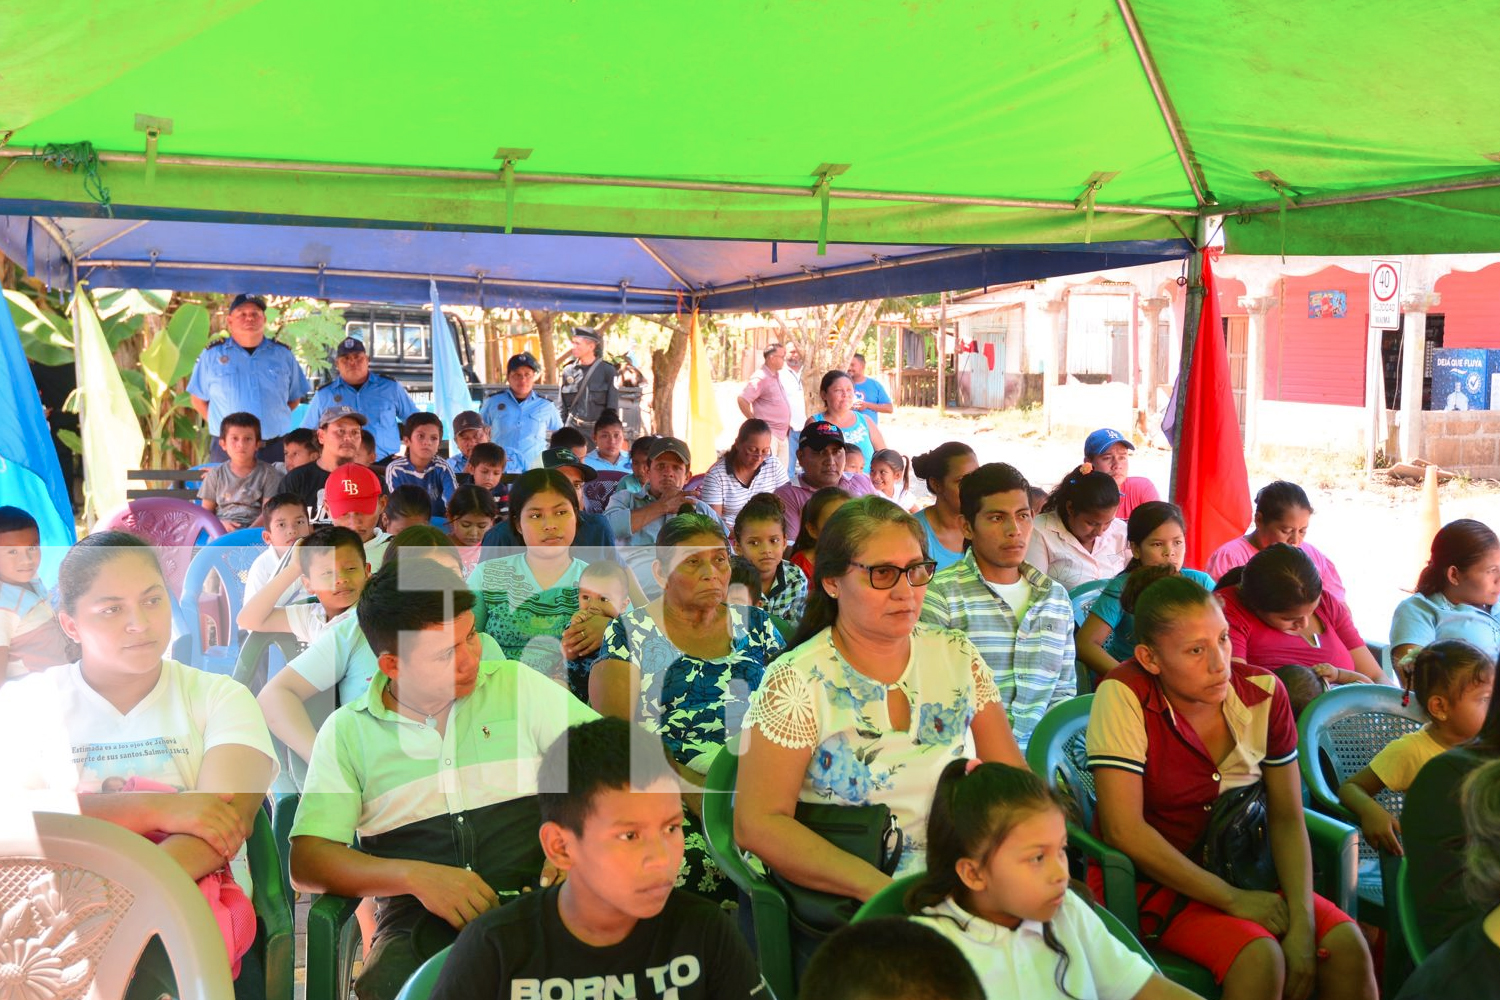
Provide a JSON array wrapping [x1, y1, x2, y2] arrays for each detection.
[[919, 552, 1076, 752]]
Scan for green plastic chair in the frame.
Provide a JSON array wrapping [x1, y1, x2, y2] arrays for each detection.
[[1297, 683, 1425, 921], [1394, 856, 1429, 965], [1026, 695, 1360, 1000], [231, 629, 304, 694], [701, 743, 797, 1000], [305, 892, 363, 1000], [851, 871, 1160, 971], [395, 944, 452, 1000], [246, 806, 297, 1000]]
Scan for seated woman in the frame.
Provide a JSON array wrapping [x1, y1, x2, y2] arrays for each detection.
[[1076, 501, 1216, 682], [589, 512, 785, 903], [735, 496, 1025, 914], [469, 469, 611, 693], [1391, 518, 1500, 673], [1206, 481, 1346, 604], [1403, 661, 1500, 953], [1218, 544, 1385, 685], [701, 418, 790, 526], [1025, 466, 1127, 591], [0, 532, 278, 1000], [911, 442, 979, 573], [1087, 574, 1377, 1000], [1396, 758, 1500, 999], [810, 370, 887, 471]]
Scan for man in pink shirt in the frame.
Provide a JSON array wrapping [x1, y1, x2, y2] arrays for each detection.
[[738, 344, 793, 467], [772, 420, 875, 539], [1085, 427, 1159, 520]]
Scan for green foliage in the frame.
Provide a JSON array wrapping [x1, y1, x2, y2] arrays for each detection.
[[140, 303, 210, 399], [269, 299, 346, 372], [4, 289, 74, 367]]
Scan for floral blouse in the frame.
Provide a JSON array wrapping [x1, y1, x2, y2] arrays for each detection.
[[602, 604, 785, 773], [744, 623, 1001, 874], [468, 554, 587, 686]]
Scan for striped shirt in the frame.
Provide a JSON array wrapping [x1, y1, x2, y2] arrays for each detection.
[[762, 561, 808, 622], [699, 454, 789, 526], [919, 553, 1075, 752], [384, 455, 458, 516]]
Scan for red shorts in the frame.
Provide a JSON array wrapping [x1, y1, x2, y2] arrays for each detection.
[[1135, 883, 1354, 983]]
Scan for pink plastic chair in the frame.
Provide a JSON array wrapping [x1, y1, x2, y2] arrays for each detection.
[[98, 498, 227, 609]]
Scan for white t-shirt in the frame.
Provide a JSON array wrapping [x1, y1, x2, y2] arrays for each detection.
[[283, 603, 354, 645], [916, 893, 1155, 1000], [361, 530, 390, 569], [0, 659, 278, 890], [244, 547, 306, 607], [991, 578, 1035, 622]]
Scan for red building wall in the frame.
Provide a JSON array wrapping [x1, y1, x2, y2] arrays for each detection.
[[1435, 263, 1500, 349], [1269, 266, 1368, 406]]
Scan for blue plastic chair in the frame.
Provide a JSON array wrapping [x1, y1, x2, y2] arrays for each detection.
[[177, 527, 269, 673], [1069, 580, 1109, 695]]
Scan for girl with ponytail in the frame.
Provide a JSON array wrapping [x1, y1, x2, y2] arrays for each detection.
[[909, 759, 1195, 1000], [1390, 518, 1500, 671], [1025, 465, 1128, 590]]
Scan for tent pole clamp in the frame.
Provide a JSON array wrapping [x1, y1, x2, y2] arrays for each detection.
[[812, 163, 850, 256], [1253, 170, 1299, 261], [134, 115, 173, 186], [1074, 172, 1119, 244], [494, 148, 533, 234]]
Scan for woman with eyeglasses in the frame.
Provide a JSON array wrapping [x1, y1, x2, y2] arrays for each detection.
[[1217, 543, 1385, 686], [700, 418, 790, 525], [735, 496, 1025, 916]]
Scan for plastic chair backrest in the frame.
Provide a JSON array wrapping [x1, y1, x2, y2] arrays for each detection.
[[178, 527, 269, 671], [395, 944, 452, 1000], [700, 744, 796, 1000], [1069, 580, 1108, 628], [246, 806, 296, 1000], [0, 811, 234, 999], [1025, 695, 1097, 831], [1298, 684, 1426, 818], [99, 498, 229, 623]]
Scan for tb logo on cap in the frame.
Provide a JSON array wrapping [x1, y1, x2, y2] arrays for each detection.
[[342, 479, 362, 495]]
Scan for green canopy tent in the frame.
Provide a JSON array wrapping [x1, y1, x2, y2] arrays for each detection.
[[4, 0, 1499, 256]]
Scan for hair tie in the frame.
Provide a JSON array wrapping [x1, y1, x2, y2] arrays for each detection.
[[965, 759, 983, 775], [1079, 462, 1093, 476], [1401, 690, 1411, 707]]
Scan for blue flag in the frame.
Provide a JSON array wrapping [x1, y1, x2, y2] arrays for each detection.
[[0, 294, 77, 577], [430, 281, 475, 434]]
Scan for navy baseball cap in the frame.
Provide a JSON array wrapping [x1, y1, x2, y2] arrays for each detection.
[[799, 419, 845, 453], [1084, 428, 1134, 459], [336, 337, 367, 357], [229, 294, 267, 313], [507, 352, 541, 374], [542, 447, 597, 481]]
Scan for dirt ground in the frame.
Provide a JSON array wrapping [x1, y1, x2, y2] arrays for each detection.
[[710, 386, 1500, 645]]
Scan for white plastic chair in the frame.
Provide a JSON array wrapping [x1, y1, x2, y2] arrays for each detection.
[[0, 811, 234, 999]]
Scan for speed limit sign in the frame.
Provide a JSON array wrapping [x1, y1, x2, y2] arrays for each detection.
[[1369, 259, 1402, 330]]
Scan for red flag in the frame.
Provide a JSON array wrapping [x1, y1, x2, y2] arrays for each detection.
[[1172, 250, 1252, 569]]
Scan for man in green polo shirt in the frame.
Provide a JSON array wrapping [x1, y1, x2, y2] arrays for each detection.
[[289, 556, 598, 1000]]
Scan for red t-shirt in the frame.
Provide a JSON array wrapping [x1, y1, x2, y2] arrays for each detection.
[[1219, 586, 1364, 673]]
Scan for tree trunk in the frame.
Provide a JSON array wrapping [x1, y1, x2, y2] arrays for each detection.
[[647, 317, 690, 436], [772, 300, 883, 418], [529, 310, 558, 383]]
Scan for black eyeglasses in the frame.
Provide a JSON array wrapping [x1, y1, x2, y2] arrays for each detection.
[[847, 559, 938, 590]]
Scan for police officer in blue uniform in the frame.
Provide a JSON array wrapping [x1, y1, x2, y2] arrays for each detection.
[[188, 294, 312, 463], [301, 337, 418, 462], [478, 352, 562, 473]]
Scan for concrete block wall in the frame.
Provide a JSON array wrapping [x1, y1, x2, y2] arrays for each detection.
[[1422, 411, 1500, 479]]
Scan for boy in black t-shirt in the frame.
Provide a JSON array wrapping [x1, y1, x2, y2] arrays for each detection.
[[430, 718, 765, 1000]]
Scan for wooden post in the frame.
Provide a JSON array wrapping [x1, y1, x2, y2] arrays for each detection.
[[936, 292, 948, 415]]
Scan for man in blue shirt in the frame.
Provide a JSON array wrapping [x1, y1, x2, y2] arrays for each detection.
[[301, 337, 418, 462], [603, 437, 723, 599], [188, 294, 312, 463], [479, 353, 562, 473], [848, 352, 893, 422]]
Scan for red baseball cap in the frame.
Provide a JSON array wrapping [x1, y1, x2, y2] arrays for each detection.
[[325, 463, 382, 516]]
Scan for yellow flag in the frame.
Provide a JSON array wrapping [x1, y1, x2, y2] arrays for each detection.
[[74, 284, 145, 520], [685, 308, 722, 474]]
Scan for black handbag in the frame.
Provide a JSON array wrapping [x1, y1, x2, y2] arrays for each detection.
[[767, 801, 903, 936], [1141, 781, 1278, 939]]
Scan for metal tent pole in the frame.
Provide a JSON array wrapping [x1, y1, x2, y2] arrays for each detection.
[[1167, 216, 1210, 502]]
